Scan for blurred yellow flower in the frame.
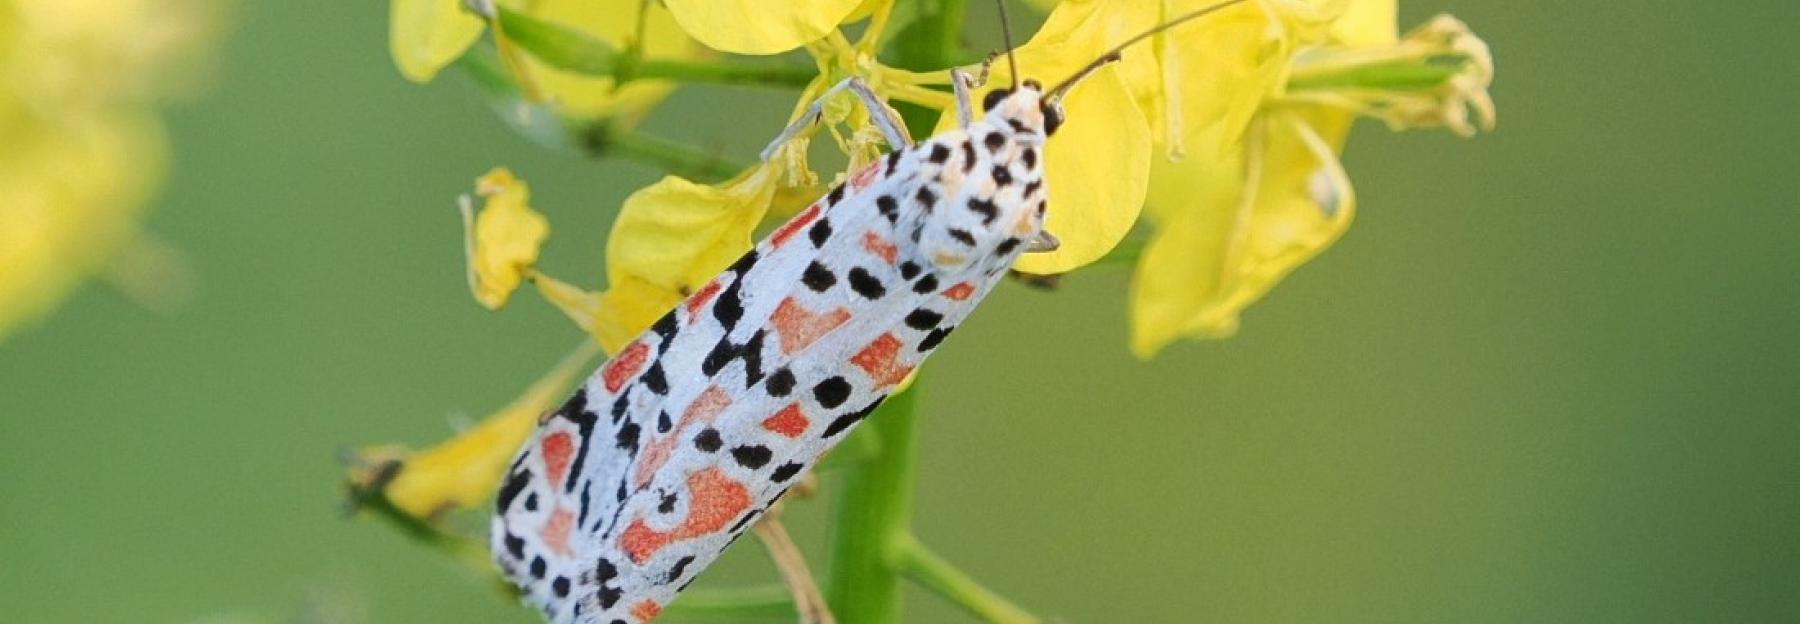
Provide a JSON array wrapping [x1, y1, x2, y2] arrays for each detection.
[[460, 167, 550, 311], [348, 341, 599, 522], [389, 0, 485, 83], [0, 0, 217, 342], [662, 0, 867, 55]]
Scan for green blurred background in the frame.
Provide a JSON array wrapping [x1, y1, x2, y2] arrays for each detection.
[[4, 0, 1798, 622]]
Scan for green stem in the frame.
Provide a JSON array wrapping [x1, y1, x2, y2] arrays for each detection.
[[499, 7, 814, 89], [826, 385, 921, 624], [661, 585, 797, 619], [888, 0, 970, 135], [895, 538, 1039, 624], [579, 125, 747, 182]]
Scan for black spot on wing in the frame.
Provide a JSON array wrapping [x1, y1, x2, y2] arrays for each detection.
[[968, 198, 998, 225], [847, 267, 886, 299], [928, 143, 950, 163], [667, 555, 697, 583], [948, 228, 977, 246], [803, 261, 837, 292], [1021, 147, 1037, 170], [915, 186, 937, 211], [960, 141, 977, 172], [770, 462, 804, 483], [713, 278, 745, 329], [905, 308, 943, 330], [694, 428, 722, 452], [826, 183, 846, 205], [992, 164, 1013, 186], [822, 398, 886, 438], [809, 218, 833, 248], [898, 261, 921, 280], [813, 376, 852, 409], [641, 361, 668, 395], [496, 467, 529, 514], [913, 273, 939, 294], [995, 237, 1021, 255], [919, 326, 955, 352], [766, 367, 796, 397], [731, 445, 773, 469], [503, 532, 526, 560], [615, 421, 641, 456], [984, 131, 1006, 152], [876, 195, 899, 223]]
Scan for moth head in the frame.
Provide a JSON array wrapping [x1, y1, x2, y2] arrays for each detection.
[[980, 79, 1062, 141]]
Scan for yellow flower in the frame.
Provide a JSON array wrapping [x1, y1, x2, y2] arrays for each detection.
[[1130, 1, 1494, 357], [508, 0, 702, 125], [460, 167, 549, 311], [391, 0, 703, 129], [389, 0, 486, 83], [0, 0, 217, 342], [661, 0, 867, 55], [347, 341, 600, 522]]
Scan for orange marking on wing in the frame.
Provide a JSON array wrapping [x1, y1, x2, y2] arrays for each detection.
[[631, 600, 663, 622], [861, 230, 898, 265], [850, 332, 914, 389], [540, 507, 574, 556], [602, 341, 652, 393], [541, 431, 574, 486], [633, 386, 733, 488], [684, 279, 723, 321], [771, 297, 852, 355], [619, 467, 752, 564], [770, 204, 822, 248], [852, 161, 882, 191], [943, 281, 976, 301], [761, 403, 810, 438]]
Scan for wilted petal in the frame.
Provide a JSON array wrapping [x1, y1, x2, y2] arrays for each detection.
[[389, 0, 486, 83], [462, 168, 550, 310], [662, 0, 865, 55], [1130, 110, 1354, 357]]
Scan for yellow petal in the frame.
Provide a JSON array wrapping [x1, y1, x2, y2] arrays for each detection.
[[390, 0, 486, 83], [1330, 0, 1397, 47], [515, 0, 700, 124], [349, 341, 600, 521], [966, 5, 1153, 274], [1130, 109, 1355, 357], [600, 165, 776, 338], [662, 0, 864, 55], [462, 167, 550, 310]]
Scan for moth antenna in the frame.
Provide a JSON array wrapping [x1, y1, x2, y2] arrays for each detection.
[[996, 0, 1020, 90], [1045, 0, 1252, 101]]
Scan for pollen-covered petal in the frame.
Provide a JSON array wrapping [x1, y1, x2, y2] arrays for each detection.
[[661, 0, 864, 55], [389, 0, 486, 83], [346, 342, 600, 521], [1130, 110, 1355, 357], [463, 168, 550, 310], [601, 165, 777, 338]]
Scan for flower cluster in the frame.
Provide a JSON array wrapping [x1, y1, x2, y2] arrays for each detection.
[[353, 0, 1494, 618], [0, 0, 220, 342]]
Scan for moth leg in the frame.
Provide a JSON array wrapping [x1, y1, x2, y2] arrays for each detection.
[[760, 77, 912, 162], [952, 52, 1000, 128]]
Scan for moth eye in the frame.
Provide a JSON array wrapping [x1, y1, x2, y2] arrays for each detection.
[[982, 88, 1011, 112], [1042, 105, 1065, 136]]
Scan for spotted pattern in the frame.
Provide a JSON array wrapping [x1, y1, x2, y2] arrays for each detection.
[[493, 84, 1054, 623]]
